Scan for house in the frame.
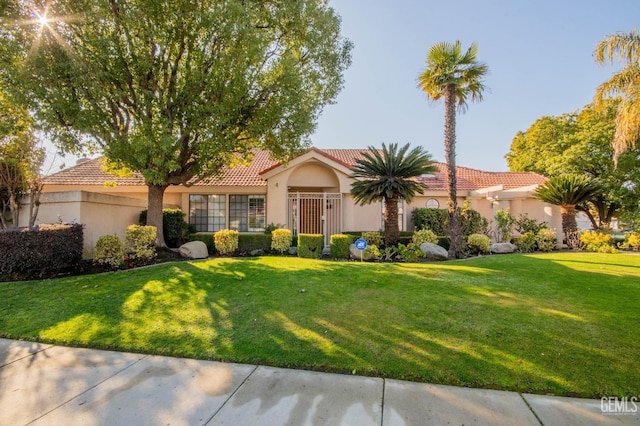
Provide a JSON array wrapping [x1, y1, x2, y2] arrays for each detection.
[[21, 147, 561, 253]]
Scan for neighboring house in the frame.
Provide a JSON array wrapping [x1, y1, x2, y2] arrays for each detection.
[[20, 147, 561, 253]]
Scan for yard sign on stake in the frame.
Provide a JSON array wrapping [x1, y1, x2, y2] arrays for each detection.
[[355, 238, 367, 262]]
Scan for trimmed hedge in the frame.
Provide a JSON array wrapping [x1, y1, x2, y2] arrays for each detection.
[[214, 229, 239, 255], [271, 229, 293, 253], [298, 234, 324, 258], [0, 223, 83, 275], [238, 234, 272, 253], [139, 208, 189, 247], [330, 234, 353, 259]]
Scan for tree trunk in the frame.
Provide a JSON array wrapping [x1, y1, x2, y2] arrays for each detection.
[[444, 84, 462, 258], [561, 204, 580, 249], [8, 192, 19, 229], [147, 183, 168, 248], [28, 180, 44, 229], [384, 194, 399, 247]]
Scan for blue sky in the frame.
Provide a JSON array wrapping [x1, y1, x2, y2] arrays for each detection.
[[46, 0, 639, 173], [311, 0, 640, 171]]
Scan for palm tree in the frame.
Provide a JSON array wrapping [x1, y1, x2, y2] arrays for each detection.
[[350, 143, 437, 247], [418, 41, 488, 258], [594, 29, 640, 164], [533, 175, 602, 248]]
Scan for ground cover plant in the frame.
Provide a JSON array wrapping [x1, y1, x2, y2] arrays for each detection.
[[0, 252, 638, 398]]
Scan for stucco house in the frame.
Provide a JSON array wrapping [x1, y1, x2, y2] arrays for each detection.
[[21, 147, 561, 253]]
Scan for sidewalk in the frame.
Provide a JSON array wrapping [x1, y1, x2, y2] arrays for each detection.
[[0, 338, 637, 425]]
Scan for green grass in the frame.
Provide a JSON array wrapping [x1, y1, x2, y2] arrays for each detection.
[[1, 252, 639, 398]]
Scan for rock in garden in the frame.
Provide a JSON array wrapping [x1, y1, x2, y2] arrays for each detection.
[[420, 243, 449, 260], [179, 241, 209, 259], [490, 242, 518, 254], [349, 244, 377, 261], [250, 249, 264, 256], [288, 246, 298, 255]]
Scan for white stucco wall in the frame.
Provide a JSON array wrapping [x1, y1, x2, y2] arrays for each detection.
[[19, 191, 147, 257]]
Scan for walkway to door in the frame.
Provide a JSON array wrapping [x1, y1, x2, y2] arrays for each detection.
[[287, 192, 342, 246]]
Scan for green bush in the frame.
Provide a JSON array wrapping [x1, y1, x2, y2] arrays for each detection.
[[94, 235, 124, 268], [412, 229, 438, 246], [271, 229, 293, 253], [536, 228, 557, 252], [580, 230, 617, 253], [330, 234, 352, 259], [411, 208, 448, 235], [437, 236, 451, 251], [623, 233, 640, 251], [0, 223, 83, 275], [494, 209, 514, 243], [139, 208, 189, 247], [514, 231, 537, 253], [264, 223, 285, 235], [361, 231, 383, 247], [238, 233, 272, 253], [298, 234, 324, 258], [125, 225, 157, 261], [466, 233, 491, 254], [514, 214, 547, 235], [459, 203, 490, 236], [396, 242, 424, 262], [362, 244, 381, 261], [214, 229, 239, 255], [186, 233, 214, 252]]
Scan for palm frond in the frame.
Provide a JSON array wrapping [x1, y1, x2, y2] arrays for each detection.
[[594, 29, 640, 65]]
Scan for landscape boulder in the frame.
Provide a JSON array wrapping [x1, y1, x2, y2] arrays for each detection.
[[179, 241, 209, 259], [419, 243, 449, 260], [490, 242, 518, 254]]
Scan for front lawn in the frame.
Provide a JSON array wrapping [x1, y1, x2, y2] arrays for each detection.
[[1, 252, 638, 398]]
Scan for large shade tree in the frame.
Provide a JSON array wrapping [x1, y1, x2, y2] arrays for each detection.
[[350, 143, 436, 247], [2, 0, 352, 246], [533, 175, 602, 248], [594, 28, 640, 163], [506, 100, 640, 229], [418, 41, 488, 258]]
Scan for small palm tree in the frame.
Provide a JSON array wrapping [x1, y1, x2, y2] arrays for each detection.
[[594, 29, 640, 164], [350, 143, 436, 247], [533, 175, 602, 247], [418, 41, 488, 258]]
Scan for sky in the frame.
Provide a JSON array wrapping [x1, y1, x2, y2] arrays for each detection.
[[45, 0, 640, 173], [310, 0, 640, 171]]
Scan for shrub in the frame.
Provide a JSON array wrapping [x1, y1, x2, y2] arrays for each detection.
[[330, 234, 352, 259], [536, 228, 557, 252], [437, 236, 451, 251], [238, 234, 272, 253], [139, 208, 189, 247], [580, 230, 616, 253], [214, 229, 239, 255], [494, 209, 514, 243], [298, 234, 324, 258], [514, 213, 546, 235], [125, 225, 157, 261], [271, 229, 293, 253], [0, 223, 83, 275], [264, 223, 285, 235], [467, 233, 491, 254], [459, 203, 490, 237], [623, 233, 640, 250], [513, 231, 536, 253], [412, 229, 438, 246], [361, 231, 383, 247], [362, 244, 381, 261], [396, 242, 423, 263], [94, 235, 124, 268], [411, 208, 448, 235]]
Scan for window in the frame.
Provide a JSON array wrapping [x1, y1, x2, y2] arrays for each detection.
[[189, 195, 226, 232], [230, 195, 265, 232], [426, 198, 440, 209]]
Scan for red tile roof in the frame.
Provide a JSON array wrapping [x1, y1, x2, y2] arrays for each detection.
[[44, 148, 546, 191]]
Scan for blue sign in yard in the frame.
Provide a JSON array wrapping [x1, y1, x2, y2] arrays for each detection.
[[355, 238, 367, 251]]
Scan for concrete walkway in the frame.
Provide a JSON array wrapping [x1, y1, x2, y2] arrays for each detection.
[[1, 338, 637, 425]]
